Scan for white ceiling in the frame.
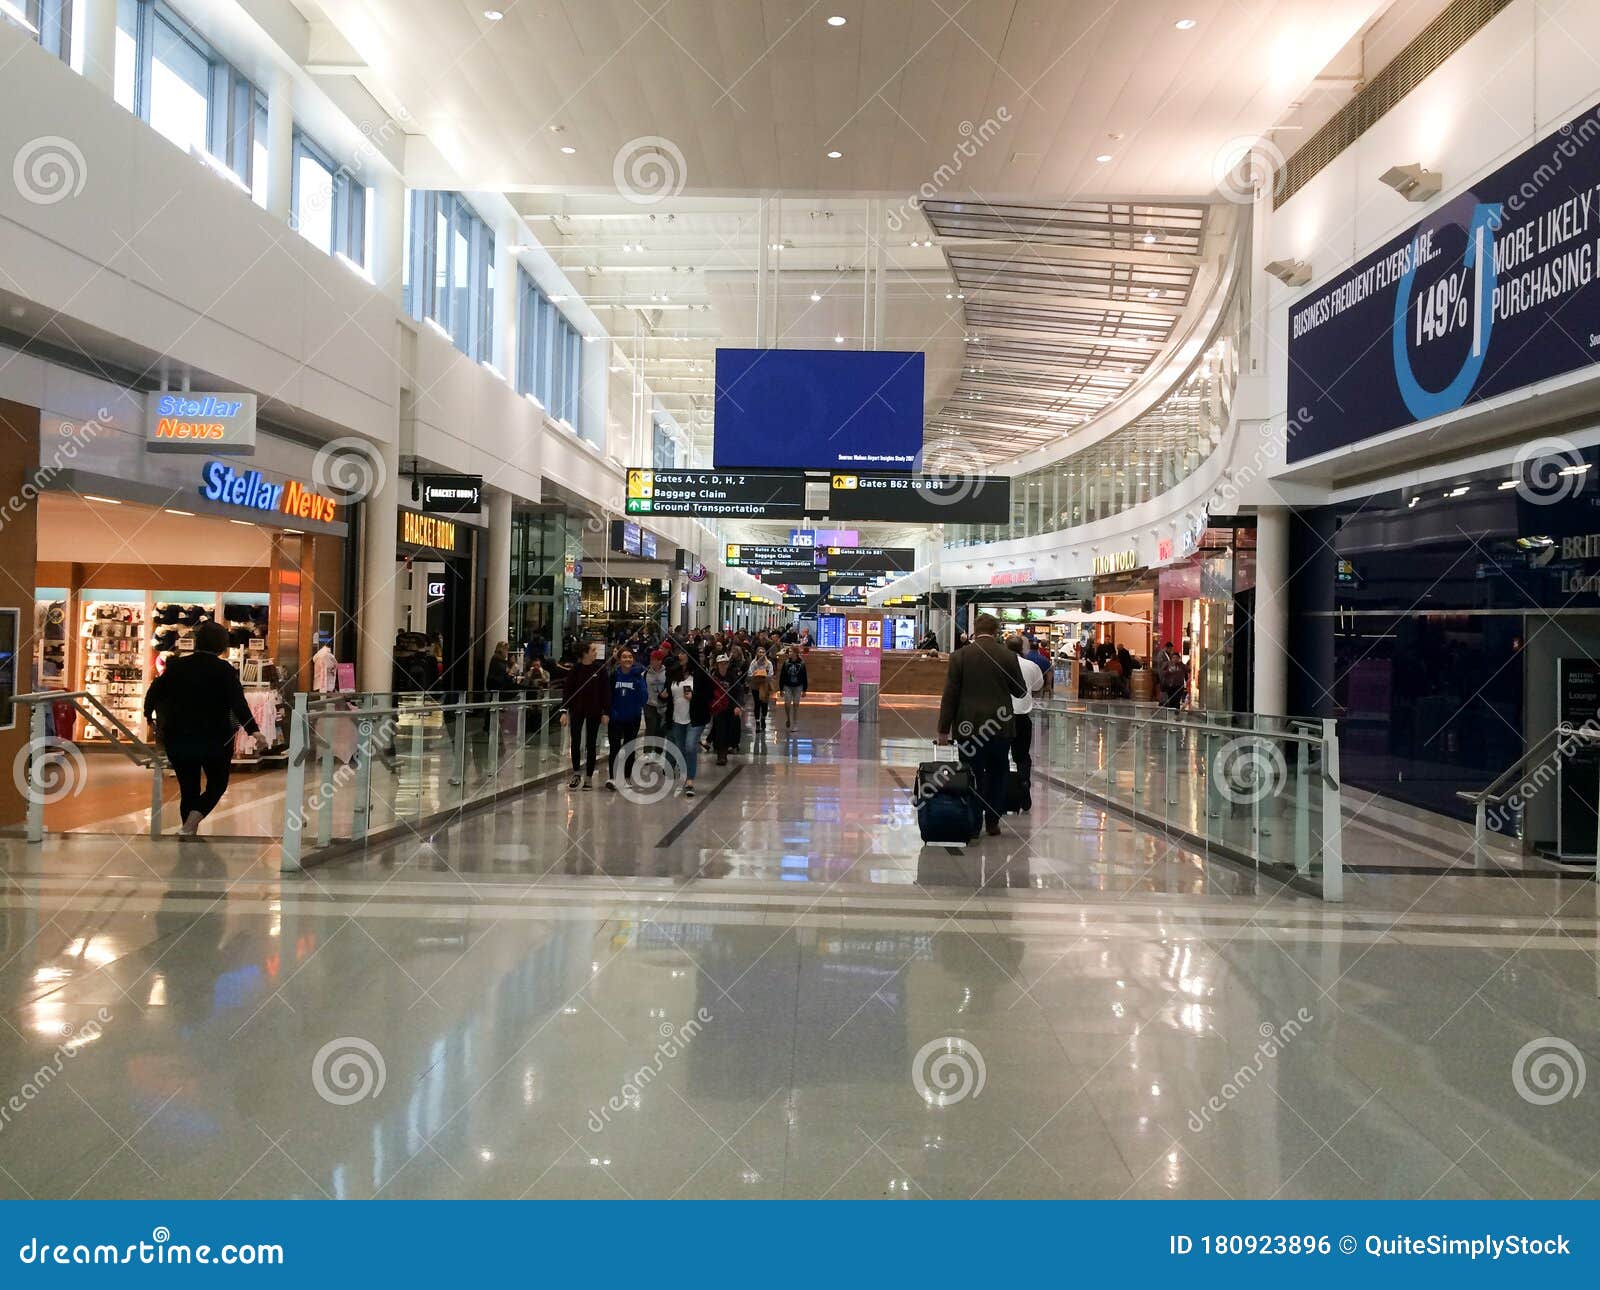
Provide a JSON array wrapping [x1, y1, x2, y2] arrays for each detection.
[[297, 0, 1399, 468]]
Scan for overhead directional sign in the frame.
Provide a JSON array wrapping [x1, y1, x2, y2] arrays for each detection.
[[725, 543, 820, 567], [627, 468, 808, 518], [823, 545, 916, 573], [828, 472, 1011, 524]]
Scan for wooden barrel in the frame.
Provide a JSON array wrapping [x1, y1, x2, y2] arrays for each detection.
[[1129, 667, 1156, 702]]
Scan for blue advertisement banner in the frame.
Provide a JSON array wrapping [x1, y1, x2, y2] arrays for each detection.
[[1287, 101, 1600, 462], [0, 1202, 1591, 1283]]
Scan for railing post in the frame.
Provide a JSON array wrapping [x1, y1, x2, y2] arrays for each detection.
[[353, 699, 375, 842], [514, 699, 528, 778], [148, 752, 164, 840], [1319, 718, 1344, 903], [1294, 737, 1310, 875], [1474, 798, 1489, 871], [280, 693, 309, 873], [1131, 719, 1144, 800], [1165, 714, 1178, 808], [452, 705, 468, 790], [24, 702, 46, 843], [316, 714, 336, 848], [487, 697, 501, 782]]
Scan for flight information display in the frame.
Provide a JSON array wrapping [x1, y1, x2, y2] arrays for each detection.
[[626, 468, 809, 518], [828, 472, 1011, 524], [714, 348, 925, 471]]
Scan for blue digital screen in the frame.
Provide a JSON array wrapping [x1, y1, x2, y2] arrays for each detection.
[[713, 348, 925, 470]]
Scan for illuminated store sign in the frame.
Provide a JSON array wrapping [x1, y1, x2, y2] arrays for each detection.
[[147, 392, 257, 453], [1093, 550, 1138, 576], [401, 509, 461, 554], [199, 461, 335, 523]]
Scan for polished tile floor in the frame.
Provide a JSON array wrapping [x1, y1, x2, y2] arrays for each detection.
[[0, 701, 1595, 1199]]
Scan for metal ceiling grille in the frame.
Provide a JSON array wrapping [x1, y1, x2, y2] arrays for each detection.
[[1275, 0, 1514, 208], [948, 252, 1194, 304], [921, 199, 1208, 254]]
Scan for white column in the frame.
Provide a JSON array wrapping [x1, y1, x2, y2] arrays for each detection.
[[265, 67, 295, 224], [494, 228, 518, 379], [357, 435, 401, 693], [484, 488, 514, 667], [79, 0, 118, 95], [371, 170, 407, 307], [1253, 504, 1291, 717], [755, 196, 771, 347]]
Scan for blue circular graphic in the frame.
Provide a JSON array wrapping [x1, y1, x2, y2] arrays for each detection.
[[1392, 202, 1502, 421]]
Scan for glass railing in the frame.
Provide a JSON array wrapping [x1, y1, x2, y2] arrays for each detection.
[[945, 273, 1246, 548], [279, 692, 569, 870], [1033, 699, 1344, 901]]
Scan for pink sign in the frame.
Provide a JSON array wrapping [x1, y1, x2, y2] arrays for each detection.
[[336, 663, 356, 693], [841, 644, 882, 703]]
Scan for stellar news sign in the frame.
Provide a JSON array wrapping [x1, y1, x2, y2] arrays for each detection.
[[145, 391, 257, 453], [1287, 100, 1600, 462]]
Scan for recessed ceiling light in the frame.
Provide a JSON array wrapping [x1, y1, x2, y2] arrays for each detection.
[[834, 334, 845, 344], [826, 150, 843, 159], [484, 8, 504, 19], [1143, 232, 1158, 244], [1175, 18, 1197, 31], [1096, 153, 1113, 163], [165, 508, 194, 517], [560, 145, 576, 154], [827, 15, 846, 26], [810, 291, 822, 302], [84, 495, 121, 505]]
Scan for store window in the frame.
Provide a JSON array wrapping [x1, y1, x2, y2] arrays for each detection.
[[111, 0, 262, 193], [3, 0, 72, 61], [292, 130, 366, 265], [516, 269, 581, 426], [406, 191, 496, 362]]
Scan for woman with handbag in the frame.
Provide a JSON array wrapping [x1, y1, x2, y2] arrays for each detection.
[[746, 645, 775, 733]]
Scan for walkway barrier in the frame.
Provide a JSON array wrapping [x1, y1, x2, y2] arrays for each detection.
[[279, 692, 565, 873], [12, 690, 167, 842], [1034, 699, 1344, 902]]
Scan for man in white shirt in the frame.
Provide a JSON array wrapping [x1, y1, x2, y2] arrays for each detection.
[[1006, 634, 1045, 812]]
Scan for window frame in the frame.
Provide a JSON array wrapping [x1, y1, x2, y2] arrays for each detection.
[[515, 267, 582, 428], [408, 190, 495, 362], [291, 128, 368, 266], [3, 0, 73, 61]]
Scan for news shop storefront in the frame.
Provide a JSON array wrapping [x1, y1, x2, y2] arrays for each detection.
[[30, 416, 348, 823]]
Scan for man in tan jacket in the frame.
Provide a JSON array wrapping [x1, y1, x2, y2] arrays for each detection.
[[937, 613, 1027, 836]]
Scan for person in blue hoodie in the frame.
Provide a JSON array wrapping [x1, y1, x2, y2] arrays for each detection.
[[604, 646, 650, 791]]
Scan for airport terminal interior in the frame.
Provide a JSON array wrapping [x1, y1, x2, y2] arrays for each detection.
[[0, 0, 1596, 1202]]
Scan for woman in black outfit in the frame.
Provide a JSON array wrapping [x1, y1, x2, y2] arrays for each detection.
[[559, 641, 608, 789]]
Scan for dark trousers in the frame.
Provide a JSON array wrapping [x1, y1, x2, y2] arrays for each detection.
[[1009, 712, 1033, 809], [166, 736, 235, 822], [962, 731, 1012, 827], [569, 714, 601, 775], [753, 694, 769, 725], [607, 717, 641, 779]]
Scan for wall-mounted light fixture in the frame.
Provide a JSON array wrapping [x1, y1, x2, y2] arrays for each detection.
[[1264, 258, 1312, 286], [1379, 163, 1443, 202]]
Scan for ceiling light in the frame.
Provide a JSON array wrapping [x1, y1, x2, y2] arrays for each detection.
[[1142, 232, 1158, 244], [1497, 479, 1518, 490], [826, 150, 843, 159], [810, 291, 822, 302], [229, 519, 256, 527], [1408, 496, 1421, 508], [1096, 153, 1113, 163], [1445, 485, 1470, 498], [834, 334, 845, 344], [827, 15, 846, 26], [484, 8, 504, 19], [1175, 18, 1197, 30], [165, 508, 194, 517], [84, 495, 121, 505], [560, 145, 577, 155]]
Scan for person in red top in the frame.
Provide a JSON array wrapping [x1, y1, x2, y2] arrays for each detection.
[[559, 640, 609, 789]]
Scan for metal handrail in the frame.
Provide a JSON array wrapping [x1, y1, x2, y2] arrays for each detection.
[[1454, 722, 1568, 808], [11, 690, 166, 842], [1038, 697, 1330, 749]]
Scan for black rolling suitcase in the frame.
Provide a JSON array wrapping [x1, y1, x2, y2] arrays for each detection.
[[915, 758, 980, 844]]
